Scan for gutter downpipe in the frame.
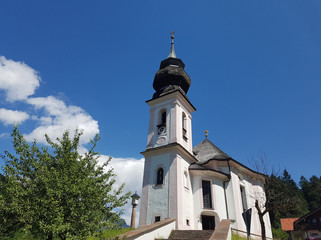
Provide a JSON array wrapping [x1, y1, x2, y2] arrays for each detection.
[[223, 160, 232, 219]]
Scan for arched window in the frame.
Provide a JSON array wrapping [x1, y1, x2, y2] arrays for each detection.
[[240, 186, 247, 212], [161, 110, 166, 126], [182, 112, 187, 140], [184, 171, 189, 189], [202, 180, 212, 209], [156, 168, 164, 185]]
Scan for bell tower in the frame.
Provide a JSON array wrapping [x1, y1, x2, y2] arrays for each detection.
[[145, 32, 194, 153], [139, 33, 197, 229]]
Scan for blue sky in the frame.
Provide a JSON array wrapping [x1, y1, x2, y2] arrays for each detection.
[[1, 0, 321, 223]]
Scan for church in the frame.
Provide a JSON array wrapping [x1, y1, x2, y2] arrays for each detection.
[[137, 34, 273, 239]]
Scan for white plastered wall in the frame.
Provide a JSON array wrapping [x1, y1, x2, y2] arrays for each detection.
[[135, 220, 176, 240], [177, 155, 195, 229], [172, 101, 193, 153], [146, 92, 194, 154], [146, 153, 171, 225], [190, 171, 228, 230], [230, 168, 273, 238], [146, 99, 173, 149], [213, 178, 228, 220]]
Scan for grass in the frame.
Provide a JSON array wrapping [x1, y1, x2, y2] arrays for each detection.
[[232, 232, 251, 240], [87, 228, 133, 240]]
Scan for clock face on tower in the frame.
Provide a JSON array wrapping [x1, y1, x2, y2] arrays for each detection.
[[158, 126, 166, 135]]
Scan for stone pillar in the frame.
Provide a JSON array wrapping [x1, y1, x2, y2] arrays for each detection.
[[130, 192, 140, 228], [130, 205, 137, 229]]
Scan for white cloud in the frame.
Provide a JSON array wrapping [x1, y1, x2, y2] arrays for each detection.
[[0, 132, 10, 138], [99, 155, 144, 227], [0, 56, 144, 228], [0, 56, 40, 102], [0, 108, 29, 125], [24, 96, 99, 145], [0, 56, 99, 145]]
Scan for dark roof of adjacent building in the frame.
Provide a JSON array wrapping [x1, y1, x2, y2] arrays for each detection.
[[193, 139, 233, 163], [294, 206, 321, 226]]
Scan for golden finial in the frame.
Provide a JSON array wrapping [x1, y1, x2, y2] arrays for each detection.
[[205, 130, 208, 139], [171, 30, 175, 40]]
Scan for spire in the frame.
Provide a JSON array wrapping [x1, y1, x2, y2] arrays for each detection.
[[152, 32, 191, 99], [167, 31, 177, 58]]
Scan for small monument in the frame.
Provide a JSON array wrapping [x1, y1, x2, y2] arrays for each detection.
[[130, 192, 140, 228]]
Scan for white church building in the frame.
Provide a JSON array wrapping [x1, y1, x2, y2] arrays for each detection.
[[138, 34, 273, 239]]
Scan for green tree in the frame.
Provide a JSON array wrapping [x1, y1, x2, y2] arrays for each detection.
[[0, 126, 130, 240], [280, 170, 308, 217], [300, 175, 321, 211], [271, 228, 289, 240], [269, 170, 308, 229], [252, 158, 304, 240]]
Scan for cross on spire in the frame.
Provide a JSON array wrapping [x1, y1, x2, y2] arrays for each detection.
[[171, 31, 175, 41], [167, 30, 177, 58]]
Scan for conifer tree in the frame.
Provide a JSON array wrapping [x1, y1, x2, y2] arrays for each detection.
[[252, 157, 305, 240], [300, 175, 321, 211], [269, 170, 308, 229]]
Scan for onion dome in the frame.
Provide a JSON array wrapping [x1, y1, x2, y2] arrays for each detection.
[[152, 32, 191, 98]]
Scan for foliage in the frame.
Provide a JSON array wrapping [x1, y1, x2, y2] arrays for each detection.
[[272, 228, 289, 240], [0, 228, 36, 240], [269, 170, 309, 228], [252, 157, 306, 240], [0, 126, 130, 240], [252, 156, 320, 240], [299, 175, 321, 211]]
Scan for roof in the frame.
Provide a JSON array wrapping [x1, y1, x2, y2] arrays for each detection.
[[281, 218, 299, 231], [141, 142, 197, 163], [189, 164, 230, 180], [193, 139, 233, 163], [294, 206, 321, 226], [192, 138, 266, 178]]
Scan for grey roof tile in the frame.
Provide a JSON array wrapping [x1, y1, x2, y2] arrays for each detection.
[[193, 139, 232, 163]]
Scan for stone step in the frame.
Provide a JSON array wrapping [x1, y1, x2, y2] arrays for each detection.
[[167, 230, 214, 240]]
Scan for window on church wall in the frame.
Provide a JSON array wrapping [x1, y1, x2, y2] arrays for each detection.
[[182, 112, 187, 140], [240, 186, 247, 212], [157, 109, 166, 135], [202, 180, 213, 209], [184, 171, 189, 189], [161, 111, 166, 125], [156, 168, 164, 185]]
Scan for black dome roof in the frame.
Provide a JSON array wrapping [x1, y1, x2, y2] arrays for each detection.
[[152, 57, 191, 98]]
